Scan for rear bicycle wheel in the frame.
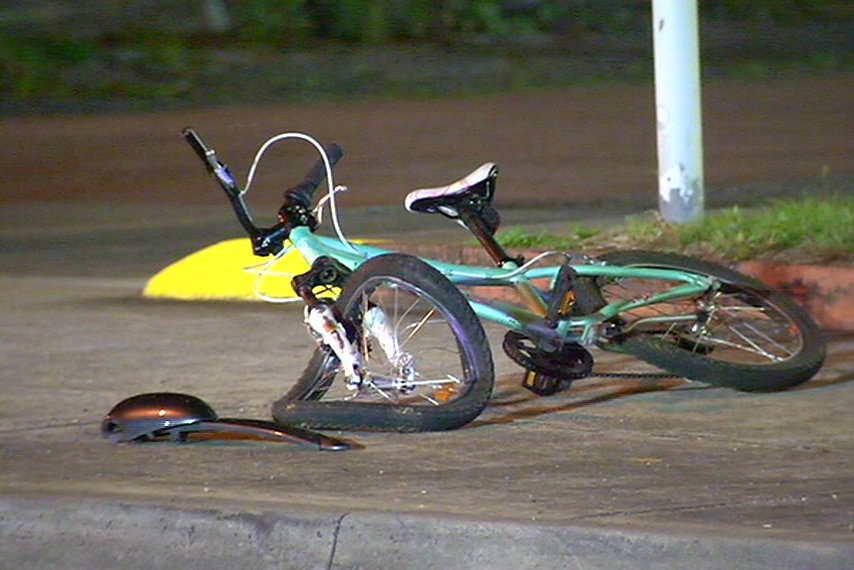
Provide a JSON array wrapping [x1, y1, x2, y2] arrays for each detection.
[[589, 250, 825, 391], [272, 253, 494, 431]]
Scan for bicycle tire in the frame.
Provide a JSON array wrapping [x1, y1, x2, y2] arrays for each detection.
[[272, 253, 495, 432], [587, 250, 825, 391]]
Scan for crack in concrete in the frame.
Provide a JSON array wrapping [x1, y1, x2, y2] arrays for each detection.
[[326, 511, 350, 570]]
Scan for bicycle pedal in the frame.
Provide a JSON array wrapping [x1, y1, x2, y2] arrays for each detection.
[[521, 369, 570, 397]]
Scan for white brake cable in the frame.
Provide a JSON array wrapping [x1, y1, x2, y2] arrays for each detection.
[[244, 245, 303, 304], [318, 185, 359, 255], [242, 132, 360, 255]]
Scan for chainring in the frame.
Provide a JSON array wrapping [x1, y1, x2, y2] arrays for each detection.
[[502, 331, 594, 380]]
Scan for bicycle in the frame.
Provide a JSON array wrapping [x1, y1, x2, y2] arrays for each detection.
[[182, 127, 827, 432]]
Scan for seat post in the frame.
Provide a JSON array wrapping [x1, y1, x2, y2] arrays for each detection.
[[457, 206, 513, 267], [458, 206, 548, 316]]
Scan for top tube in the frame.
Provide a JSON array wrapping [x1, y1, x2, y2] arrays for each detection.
[[289, 227, 712, 291]]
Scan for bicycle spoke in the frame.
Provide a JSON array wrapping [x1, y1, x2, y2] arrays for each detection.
[[601, 275, 803, 366], [310, 275, 474, 406]]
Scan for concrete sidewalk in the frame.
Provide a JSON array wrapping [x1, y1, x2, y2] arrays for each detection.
[[1, 203, 853, 569]]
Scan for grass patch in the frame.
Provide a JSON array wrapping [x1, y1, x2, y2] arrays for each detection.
[[0, 34, 96, 98], [494, 225, 603, 251], [497, 194, 854, 264]]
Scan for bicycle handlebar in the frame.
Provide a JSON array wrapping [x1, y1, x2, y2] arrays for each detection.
[[182, 127, 344, 256], [182, 127, 241, 196]]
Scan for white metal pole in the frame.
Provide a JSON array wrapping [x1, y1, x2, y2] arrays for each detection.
[[652, 0, 704, 223]]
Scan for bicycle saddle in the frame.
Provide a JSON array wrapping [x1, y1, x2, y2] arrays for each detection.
[[405, 162, 498, 219]]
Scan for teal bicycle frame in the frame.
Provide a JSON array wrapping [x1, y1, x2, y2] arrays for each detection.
[[287, 225, 716, 348]]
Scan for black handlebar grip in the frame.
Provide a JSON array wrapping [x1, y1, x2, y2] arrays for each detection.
[[285, 144, 344, 208]]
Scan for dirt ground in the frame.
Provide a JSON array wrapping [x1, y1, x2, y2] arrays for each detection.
[[2, 74, 853, 214]]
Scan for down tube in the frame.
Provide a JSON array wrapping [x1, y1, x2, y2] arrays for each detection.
[[461, 263, 714, 332], [288, 230, 379, 270]]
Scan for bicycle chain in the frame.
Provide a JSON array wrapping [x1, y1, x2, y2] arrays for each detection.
[[588, 370, 679, 379], [502, 331, 679, 381]]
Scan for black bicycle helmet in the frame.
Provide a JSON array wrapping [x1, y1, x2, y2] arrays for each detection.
[[101, 391, 354, 450], [101, 392, 217, 442]]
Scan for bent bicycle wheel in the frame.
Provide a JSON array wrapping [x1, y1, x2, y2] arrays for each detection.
[[272, 253, 494, 431], [589, 250, 825, 391]]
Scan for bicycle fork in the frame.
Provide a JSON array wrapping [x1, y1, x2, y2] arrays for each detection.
[[292, 257, 365, 390], [293, 256, 414, 394]]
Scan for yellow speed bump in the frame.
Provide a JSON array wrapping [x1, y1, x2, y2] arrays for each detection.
[[143, 238, 309, 302]]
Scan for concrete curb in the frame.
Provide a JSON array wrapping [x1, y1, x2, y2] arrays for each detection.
[[3, 496, 853, 570], [738, 261, 854, 332]]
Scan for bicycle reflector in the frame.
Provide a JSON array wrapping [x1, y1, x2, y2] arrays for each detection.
[[101, 392, 354, 450]]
